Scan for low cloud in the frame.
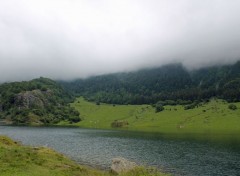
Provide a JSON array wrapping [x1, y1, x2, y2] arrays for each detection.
[[0, 0, 240, 82]]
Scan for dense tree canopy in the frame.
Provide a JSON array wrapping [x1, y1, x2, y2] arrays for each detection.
[[60, 61, 240, 105]]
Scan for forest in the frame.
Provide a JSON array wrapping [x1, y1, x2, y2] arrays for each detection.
[[60, 61, 240, 105], [1, 61, 240, 125]]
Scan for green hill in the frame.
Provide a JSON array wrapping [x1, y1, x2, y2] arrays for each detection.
[[64, 97, 240, 135], [0, 77, 80, 125]]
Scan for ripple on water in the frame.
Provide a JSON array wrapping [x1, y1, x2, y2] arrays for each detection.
[[0, 126, 240, 176]]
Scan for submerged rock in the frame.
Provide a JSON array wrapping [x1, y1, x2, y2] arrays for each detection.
[[111, 157, 137, 174]]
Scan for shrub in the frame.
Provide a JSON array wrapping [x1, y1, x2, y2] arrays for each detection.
[[155, 101, 165, 106], [184, 101, 199, 110], [155, 104, 164, 113], [164, 100, 177, 106], [40, 87, 47, 91], [68, 116, 81, 123], [32, 109, 45, 116], [228, 104, 237, 110], [177, 99, 192, 105], [184, 104, 195, 110]]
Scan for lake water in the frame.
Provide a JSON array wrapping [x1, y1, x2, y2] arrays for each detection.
[[0, 126, 240, 176]]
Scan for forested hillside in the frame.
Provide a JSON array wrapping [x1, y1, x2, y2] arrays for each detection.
[[2, 62, 239, 125], [0, 77, 80, 125], [61, 61, 240, 105]]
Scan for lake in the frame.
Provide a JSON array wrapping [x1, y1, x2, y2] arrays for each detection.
[[0, 126, 240, 176]]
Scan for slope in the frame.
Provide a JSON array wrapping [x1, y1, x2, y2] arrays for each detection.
[[67, 97, 240, 135]]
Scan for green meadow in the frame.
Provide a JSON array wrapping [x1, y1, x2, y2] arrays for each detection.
[[63, 97, 240, 135]]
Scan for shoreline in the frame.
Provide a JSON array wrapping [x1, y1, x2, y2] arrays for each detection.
[[1, 125, 240, 175], [0, 135, 169, 176]]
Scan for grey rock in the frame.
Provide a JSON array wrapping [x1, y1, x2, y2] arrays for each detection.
[[111, 157, 137, 174], [14, 89, 52, 109]]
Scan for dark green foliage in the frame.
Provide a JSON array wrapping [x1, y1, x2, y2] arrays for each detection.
[[177, 99, 192, 105], [184, 104, 196, 110], [228, 104, 237, 110], [184, 101, 199, 110], [32, 109, 44, 116], [40, 86, 47, 91], [68, 116, 81, 123], [163, 100, 177, 106], [60, 61, 240, 105], [0, 77, 80, 125], [155, 104, 164, 113]]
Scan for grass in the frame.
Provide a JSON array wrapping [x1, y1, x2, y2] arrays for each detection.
[[63, 97, 240, 135], [0, 136, 106, 176], [0, 136, 169, 176]]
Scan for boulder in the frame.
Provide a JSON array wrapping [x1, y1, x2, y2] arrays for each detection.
[[111, 157, 137, 174]]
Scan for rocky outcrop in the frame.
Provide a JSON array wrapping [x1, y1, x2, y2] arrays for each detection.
[[14, 90, 52, 109], [111, 157, 137, 174], [0, 77, 81, 125]]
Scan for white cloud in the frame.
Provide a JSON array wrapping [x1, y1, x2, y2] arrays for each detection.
[[0, 0, 240, 81]]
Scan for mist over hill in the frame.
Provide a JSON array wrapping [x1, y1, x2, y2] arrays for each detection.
[[1, 1, 240, 82], [0, 61, 240, 125], [60, 61, 240, 105]]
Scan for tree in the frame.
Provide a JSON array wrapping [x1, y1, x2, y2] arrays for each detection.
[[228, 104, 237, 110], [155, 104, 164, 113]]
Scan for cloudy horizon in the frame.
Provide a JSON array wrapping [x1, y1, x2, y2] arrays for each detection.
[[1, 0, 240, 82]]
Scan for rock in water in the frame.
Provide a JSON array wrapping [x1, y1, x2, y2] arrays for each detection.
[[111, 157, 137, 174]]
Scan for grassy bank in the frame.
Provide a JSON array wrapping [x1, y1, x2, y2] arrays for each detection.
[[0, 136, 168, 176], [63, 97, 240, 135]]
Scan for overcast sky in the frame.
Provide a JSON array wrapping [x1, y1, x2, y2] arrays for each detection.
[[0, 0, 240, 82]]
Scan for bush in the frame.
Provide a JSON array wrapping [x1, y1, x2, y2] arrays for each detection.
[[40, 87, 47, 91], [184, 104, 195, 110], [32, 109, 45, 116], [184, 101, 199, 110], [228, 104, 237, 110], [155, 104, 164, 113], [164, 100, 177, 105], [155, 101, 165, 106], [177, 99, 192, 105], [156, 100, 177, 106], [68, 116, 81, 123]]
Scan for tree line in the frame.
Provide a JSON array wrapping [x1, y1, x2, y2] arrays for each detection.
[[60, 61, 240, 105]]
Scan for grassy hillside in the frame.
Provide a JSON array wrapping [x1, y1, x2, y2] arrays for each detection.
[[0, 136, 168, 176], [66, 97, 240, 135]]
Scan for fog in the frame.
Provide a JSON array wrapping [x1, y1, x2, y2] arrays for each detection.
[[0, 0, 240, 82]]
